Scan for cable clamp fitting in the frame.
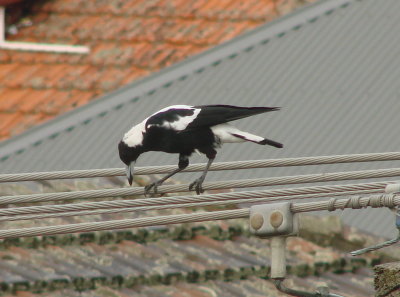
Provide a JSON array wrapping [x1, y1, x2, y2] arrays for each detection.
[[249, 202, 298, 237]]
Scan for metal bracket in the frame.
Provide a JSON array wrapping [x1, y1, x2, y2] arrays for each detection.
[[249, 202, 344, 297]]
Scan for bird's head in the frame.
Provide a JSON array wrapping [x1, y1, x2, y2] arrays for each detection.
[[118, 140, 142, 185]]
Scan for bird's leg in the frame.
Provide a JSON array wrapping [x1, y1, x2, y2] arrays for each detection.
[[144, 167, 182, 196], [189, 157, 214, 195], [144, 155, 189, 196]]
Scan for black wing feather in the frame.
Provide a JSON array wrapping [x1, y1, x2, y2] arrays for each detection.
[[185, 105, 279, 130]]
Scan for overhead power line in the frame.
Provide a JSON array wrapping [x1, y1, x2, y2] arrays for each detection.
[[0, 182, 391, 217], [0, 209, 250, 239], [1, 168, 400, 204], [1, 151, 400, 182], [0, 194, 397, 239], [0, 188, 383, 222]]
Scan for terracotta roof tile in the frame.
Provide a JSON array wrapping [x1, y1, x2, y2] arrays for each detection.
[[0, 64, 20, 81], [0, 50, 11, 63], [55, 64, 92, 89], [0, 89, 32, 111], [0, 113, 21, 138], [67, 90, 96, 110], [69, 66, 101, 91], [2, 64, 44, 89], [18, 89, 53, 113], [0, 0, 313, 141], [10, 113, 50, 136], [35, 90, 71, 114], [120, 69, 151, 85]]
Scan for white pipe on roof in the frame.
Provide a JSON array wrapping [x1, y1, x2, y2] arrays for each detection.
[[0, 6, 89, 54]]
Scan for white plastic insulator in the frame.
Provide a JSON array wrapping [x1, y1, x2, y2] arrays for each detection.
[[385, 184, 400, 194]]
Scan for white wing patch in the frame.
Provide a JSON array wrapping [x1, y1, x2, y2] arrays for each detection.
[[211, 123, 264, 144], [123, 105, 200, 147], [153, 105, 194, 114], [148, 105, 201, 131], [122, 119, 147, 147], [162, 108, 201, 131]]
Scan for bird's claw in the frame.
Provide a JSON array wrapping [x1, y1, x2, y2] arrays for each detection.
[[189, 178, 205, 195], [144, 182, 161, 197]]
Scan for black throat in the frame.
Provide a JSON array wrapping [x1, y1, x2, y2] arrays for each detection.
[[118, 141, 142, 165]]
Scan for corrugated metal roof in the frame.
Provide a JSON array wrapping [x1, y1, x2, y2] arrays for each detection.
[[1, 0, 400, 237]]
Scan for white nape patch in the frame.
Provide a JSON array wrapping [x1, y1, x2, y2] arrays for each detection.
[[123, 119, 147, 147], [211, 123, 264, 144], [150, 105, 201, 131]]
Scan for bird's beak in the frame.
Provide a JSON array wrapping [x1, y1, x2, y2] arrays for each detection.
[[126, 162, 135, 185]]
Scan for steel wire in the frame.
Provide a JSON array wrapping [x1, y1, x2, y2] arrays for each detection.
[[1, 152, 400, 182], [0, 182, 390, 216], [0, 188, 383, 222], [0, 169, 399, 205], [0, 209, 250, 239], [0, 194, 398, 239]]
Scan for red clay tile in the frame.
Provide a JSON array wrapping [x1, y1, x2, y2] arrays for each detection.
[[67, 90, 95, 109], [39, 90, 77, 114], [0, 112, 21, 131], [95, 68, 128, 91], [0, 89, 31, 111], [18, 89, 54, 113], [56, 65, 92, 89], [247, 1, 276, 19], [2, 64, 43, 88], [69, 66, 101, 90], [0, 63, 21, 81], [0, 50, 11, 63], [45, 65, 76, 88], [120, 68, 150, 85]]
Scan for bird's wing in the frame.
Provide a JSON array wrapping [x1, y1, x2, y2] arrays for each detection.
[[145, 105, 201, 131], [184, 105, 280, 131], [145, 105, 279, 132]]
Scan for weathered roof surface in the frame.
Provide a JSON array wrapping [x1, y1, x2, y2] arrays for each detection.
[[0, 0, 313, 141], [1, 274, 375, 297], [1, 0, 400, 238]]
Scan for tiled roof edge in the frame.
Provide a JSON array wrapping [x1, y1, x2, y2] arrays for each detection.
[[0, 216, 376, 255], [0, 0, 356, 163], [0, 255, 373, 294]]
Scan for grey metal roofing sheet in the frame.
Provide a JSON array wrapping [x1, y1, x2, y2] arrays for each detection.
[[1, 0, 400, 237]]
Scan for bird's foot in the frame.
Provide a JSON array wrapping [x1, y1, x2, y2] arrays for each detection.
[[189, 177, 205, 195], [144, 181, 163, 197]]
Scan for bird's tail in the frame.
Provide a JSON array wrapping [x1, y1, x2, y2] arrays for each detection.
[[259, 138, 283, 148], [231, 132, 283, 148]]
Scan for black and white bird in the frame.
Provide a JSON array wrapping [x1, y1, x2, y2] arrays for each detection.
[[118, 104, 283, 195]]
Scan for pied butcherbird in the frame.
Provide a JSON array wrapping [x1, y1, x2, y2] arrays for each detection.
[[118, 104, 283, 195]]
